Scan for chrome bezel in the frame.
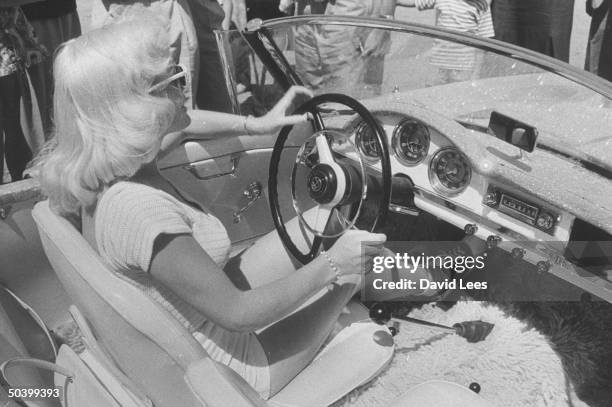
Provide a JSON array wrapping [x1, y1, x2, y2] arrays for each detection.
[[428, 147, 472, 196], [355, 120, 381, 162], [392, 118, 430, 166]]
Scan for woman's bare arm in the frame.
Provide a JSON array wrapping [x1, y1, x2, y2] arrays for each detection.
[[149, 233, 337, 332], [159, 86, 313, 155]]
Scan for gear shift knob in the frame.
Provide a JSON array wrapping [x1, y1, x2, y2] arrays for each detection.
[[369, 302, 392, 325]]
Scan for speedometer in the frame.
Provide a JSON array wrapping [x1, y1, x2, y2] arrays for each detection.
[[355, 121, 381, 161], [392, 119, 430, 165], [429, 148, 471, 196]]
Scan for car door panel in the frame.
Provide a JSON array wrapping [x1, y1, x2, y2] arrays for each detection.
[[159, 135, 303, 245]]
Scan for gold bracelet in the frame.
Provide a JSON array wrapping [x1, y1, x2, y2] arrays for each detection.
[[321, 250, 342, 282]]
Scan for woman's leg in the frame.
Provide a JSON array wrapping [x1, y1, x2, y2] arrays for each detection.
[[224, 207, 319, 288], [257, 276, 361, 396], [225, 208, 365, 395], [27, 11, 82, 139]]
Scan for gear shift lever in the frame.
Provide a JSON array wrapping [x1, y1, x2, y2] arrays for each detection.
[[369, 302, 494, 343]]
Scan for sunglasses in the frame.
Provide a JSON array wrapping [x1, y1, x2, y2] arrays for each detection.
[[148, 64, 187, 93]]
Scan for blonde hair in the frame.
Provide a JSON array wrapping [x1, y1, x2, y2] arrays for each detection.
[[36, 16, 178, 215]]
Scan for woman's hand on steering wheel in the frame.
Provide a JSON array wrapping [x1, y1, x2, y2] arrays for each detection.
[[326, 230, 387, 278], [246, 86, 314, 135]]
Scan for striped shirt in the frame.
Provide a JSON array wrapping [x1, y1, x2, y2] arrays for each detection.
[[95, 181, 271, 398], [95, 181, 231, 332], [416, 0, 494, 71]]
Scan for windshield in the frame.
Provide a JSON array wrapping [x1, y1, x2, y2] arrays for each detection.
[[218, 19, 612, 165]]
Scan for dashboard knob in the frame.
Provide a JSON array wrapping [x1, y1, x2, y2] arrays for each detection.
[[369, 303, 391, 325], [486, 235, 502, 249], [469, 382, 481, 394], [464, 224, 478, 235], [483, 192, 499, 206], [536, 212, 555, 231], [536, 261, 551, 274], [511, 248, 525, 259]]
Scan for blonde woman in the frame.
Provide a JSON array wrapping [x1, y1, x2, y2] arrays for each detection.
[[36, 16, 388, 399]]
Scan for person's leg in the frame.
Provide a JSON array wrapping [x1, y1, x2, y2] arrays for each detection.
[[224, 206, 320, 289], [0, 74, 32, 182], [547, 0, 574, 63], [491, 0, 520, 45], [188, 0, 234, 112], [294, 25, 327, 90], [224, 206, 368, 395], [27, 11, 82, 139], [0, 94, 5, 184], [257, 275, 362, 396]]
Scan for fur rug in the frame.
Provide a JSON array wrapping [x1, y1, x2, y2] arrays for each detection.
[[334, 301, 589, 407]]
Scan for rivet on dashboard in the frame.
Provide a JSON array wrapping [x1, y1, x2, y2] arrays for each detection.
[[464, 224, 478, 235], [536, 261, 551, 274], [486, 235, 502, 249], [511, 248, 525, 259]]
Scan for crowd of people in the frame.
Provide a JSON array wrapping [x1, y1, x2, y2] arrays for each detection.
[[0, 0, 610, 184]]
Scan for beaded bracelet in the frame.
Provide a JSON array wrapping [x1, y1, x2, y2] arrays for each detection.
[[321, 250, 342, 282]]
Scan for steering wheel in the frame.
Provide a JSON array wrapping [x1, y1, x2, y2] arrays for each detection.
[[268, 93, 392, 264]]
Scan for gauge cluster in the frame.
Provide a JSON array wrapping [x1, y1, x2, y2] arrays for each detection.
[[347, 111, 570, 244], [352, 114, 472, 199]]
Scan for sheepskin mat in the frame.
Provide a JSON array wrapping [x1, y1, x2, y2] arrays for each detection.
[[334, 301, 588, 407]]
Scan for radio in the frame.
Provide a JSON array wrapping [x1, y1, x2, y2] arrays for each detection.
[[483, 186, 557, 234]]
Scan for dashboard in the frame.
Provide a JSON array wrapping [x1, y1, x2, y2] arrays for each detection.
[[329, 109, 612, 300], [342, 111, 574, 245]]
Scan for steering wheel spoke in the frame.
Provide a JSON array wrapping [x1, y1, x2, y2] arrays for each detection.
[[313, 204, 333, 234], [315, 134, 335, 165]]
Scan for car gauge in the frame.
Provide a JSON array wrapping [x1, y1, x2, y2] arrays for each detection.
[[429, 148, 472, 196], [392, 119, 430, 166], [355, 121, 381, 161]]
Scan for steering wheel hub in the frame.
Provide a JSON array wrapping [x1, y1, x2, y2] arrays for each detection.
[[307, 164, 337, 204]]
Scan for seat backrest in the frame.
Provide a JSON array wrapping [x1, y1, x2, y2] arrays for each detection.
[[32, 200, 211, 407]]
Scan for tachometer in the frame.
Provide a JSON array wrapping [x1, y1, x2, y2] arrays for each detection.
[[355, 121, 381, 161], [429, 148, 471, 196], [392, 119, 430, 165]]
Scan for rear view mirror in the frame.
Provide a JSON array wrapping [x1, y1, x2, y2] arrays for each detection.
[[488, 111, 539, 152]]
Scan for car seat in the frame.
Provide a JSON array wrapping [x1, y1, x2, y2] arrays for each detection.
[[32, 200, 393, 407], [0, 286, 59, 407]]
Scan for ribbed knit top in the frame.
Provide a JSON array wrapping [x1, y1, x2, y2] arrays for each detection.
[[94, 181, 231, 332]]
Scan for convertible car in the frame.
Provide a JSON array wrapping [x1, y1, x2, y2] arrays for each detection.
[[1, 14, 611, 407]]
